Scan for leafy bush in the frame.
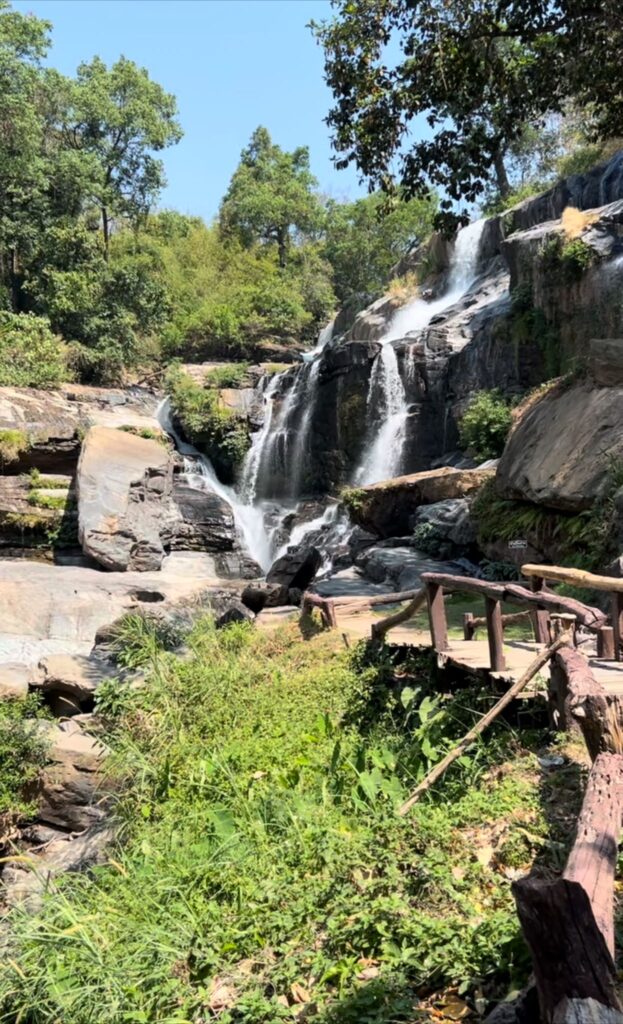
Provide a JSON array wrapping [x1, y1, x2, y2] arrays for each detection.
[[0, 312, 68, 388], [167, 367, 250, 481], [459, 391, 513, 460], [539, 233, 594, 283], [204, 363, 250, 389], [0, 429, 30, 466], [0, 695, 49, 830]]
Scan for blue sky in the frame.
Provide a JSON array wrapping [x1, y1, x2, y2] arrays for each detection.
[[14, 0, 366, 222]]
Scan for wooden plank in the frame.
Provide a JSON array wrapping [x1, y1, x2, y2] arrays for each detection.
[[426, 582, 449, 652], [611, 593, 623, 663], [485, 597, 506, 671], [522, 562, 623, 594]]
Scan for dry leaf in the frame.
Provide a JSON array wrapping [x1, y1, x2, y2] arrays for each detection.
[[291, 982, 311, 1004], [451, 866, 465, 881], [209, 976, 237, 1012], [475, 845, 494, 867], [357, 965, 380, 981], [438, 993, 472, 1020]]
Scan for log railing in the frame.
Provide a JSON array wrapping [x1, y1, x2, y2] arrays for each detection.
[[420, 572, 607, 673]]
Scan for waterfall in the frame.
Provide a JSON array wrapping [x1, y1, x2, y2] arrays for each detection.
[[158, 399, 272, 571], [354, 219, 486, 485]]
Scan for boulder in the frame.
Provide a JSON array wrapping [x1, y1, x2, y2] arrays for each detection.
[[588, 339, 623, 387], [355, 545, 465, 592], [411, 498, 476, 557], [171, 478, 236, 552], [0, 662, 30, 699], [34, 720, 111, 831], [347, 467, 494, 537], [241, 582, 292, 613], [266, 545, 322, 590], [215, 600, 255, 628], [0, 387, 84, 474], [34, 654, 123, 707], [496, 381, 623, 511], [77, 425, 174, 571], [2, 823, 116, 910]]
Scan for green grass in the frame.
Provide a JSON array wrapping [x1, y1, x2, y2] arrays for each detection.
[[0, 619, 575, 1023]]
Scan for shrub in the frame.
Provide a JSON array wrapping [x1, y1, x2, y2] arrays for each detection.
[[204, 363, 250, 389], [459, 391, 513, 461], [0, 694, 49, 829], [0, 429, 30, 466], [0, 312, 68, 388], [166, 367, 250, 482], [539, 233, 594, 283]]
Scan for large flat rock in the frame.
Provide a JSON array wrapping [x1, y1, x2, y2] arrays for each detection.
[[77, 425, 173, 571], [497, 381, 623, 511], [347, 467, 494, 537]]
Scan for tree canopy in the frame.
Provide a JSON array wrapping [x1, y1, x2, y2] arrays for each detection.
[[219, 126, 324, 267], [312, 0, 623, 229]]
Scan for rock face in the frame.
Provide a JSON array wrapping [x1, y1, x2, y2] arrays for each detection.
[[412, 498, 476, 557], [266, 545, 322, 590], [77, 426, 174, 571], [34, 720, 111, 831], [347, 467, 494, 537], [355, 546, 467, 592], [171, 479, 236, 552], [496, 381, 623, 511], [588, 339, 623, 386]]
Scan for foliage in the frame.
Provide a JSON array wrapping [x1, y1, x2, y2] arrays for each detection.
[[340, 486, 367, 513], [459, 391, 513, 461], [539, 233, 594, 283], [471, 465, 623, 572], [312, 1, 623, 230], [0, 619, 567, 1022], [323, 191, 437, 303], [220, 126, 323, 268], [167, 367, 250, 481], [104, 612, 183, 670], [0, 312, 68, 387], [204, 363, 250, 389], [0, 429, 30, 465], [0, 694, 48, 830]]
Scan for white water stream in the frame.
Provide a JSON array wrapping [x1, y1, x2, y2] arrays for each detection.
[[354, 219, 486, 485]]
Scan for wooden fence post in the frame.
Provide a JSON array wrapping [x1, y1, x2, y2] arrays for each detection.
[[426, 582, 449, 652], [598, 626, 616, 660], [463, 611, 475, 640], [530, 574, 551, 644], [611, 593, 623, 663], [485, 597, 506, 672]]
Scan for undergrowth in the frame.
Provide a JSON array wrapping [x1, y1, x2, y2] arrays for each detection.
[[0, 618, 566, 1024], [0, 695, 49, 841]]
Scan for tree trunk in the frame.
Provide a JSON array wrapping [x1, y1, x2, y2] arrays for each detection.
[[493, 147, 511, 198], [277, 225, 288, 268], [102, 206, 110, 259]]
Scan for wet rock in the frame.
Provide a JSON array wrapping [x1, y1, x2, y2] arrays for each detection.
[[347, 467, 494, 537], [171, 479, 236, 552], [588, 338, 623, 386], [34, 720, 111, 831], [347, 526, 377, 559], [77, 425, 174, 571], [497, 381, 623, 511], [266, 545, 322, 590]]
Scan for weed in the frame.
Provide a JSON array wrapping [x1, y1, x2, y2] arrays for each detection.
[[340, 486, 367, 513], [0, 621, 562, 1023], [0, 694, 49, 836], [0, 429, 30, 466]]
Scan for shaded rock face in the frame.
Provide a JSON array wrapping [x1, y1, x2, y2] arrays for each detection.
[[171, 479, 236, 552], [355, 546, 466, 592], [348, 467, 494, 537], [412, 498, 476, 558], [77, 426, 174, 572], [32, 720, 111, 832], [266, 545, 322, 590], [496, 380, 623, 511]]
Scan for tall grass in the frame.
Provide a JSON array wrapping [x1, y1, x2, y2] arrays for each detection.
[[0, 619, 566, 1024]]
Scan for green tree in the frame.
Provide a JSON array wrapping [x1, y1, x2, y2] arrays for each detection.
[[312, 0, 623, 230], [324, 191, 437, 303], [220, 126, 323, 267], [60, 56, 182, 252]]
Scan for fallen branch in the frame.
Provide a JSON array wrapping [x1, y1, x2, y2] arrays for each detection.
[[397, 633, 571, 816], [370, 588, 426, 643]]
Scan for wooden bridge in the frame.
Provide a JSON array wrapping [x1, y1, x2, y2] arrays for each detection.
[[301, 564, 623, 1023]]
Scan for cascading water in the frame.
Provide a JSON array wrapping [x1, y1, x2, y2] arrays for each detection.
[[158, 399, 273, 570], [354, 218, 486, 485]]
